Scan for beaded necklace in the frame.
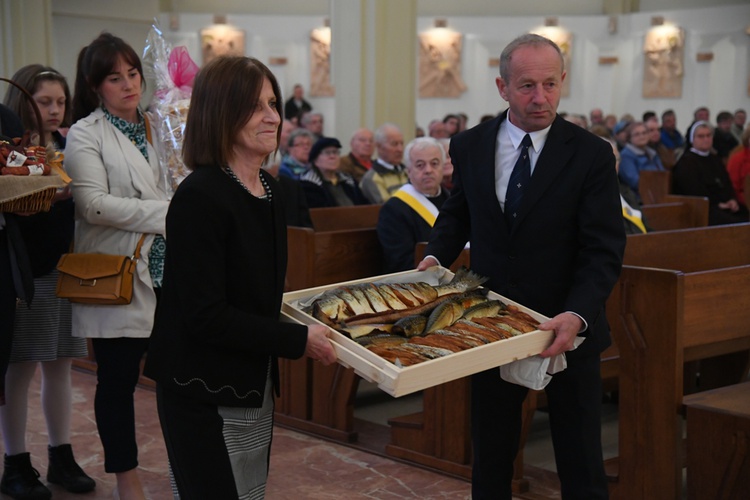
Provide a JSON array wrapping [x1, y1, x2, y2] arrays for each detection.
[[224, 166, 272, 202]]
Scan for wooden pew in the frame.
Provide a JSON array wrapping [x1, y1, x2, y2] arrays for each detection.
[[641, 196, 708, 230], [392, 226, 750, 494], [605, 223, 750, 500], [285, 225, 382, 291], [275, 225, 383, 441], [309, 204, 380, 232], [637, 168, 712, 230], [638, 169, 672, 204], [385, 244, 474, 478]]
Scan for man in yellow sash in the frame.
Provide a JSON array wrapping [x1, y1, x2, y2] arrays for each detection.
[[377, 137, 448, 273]]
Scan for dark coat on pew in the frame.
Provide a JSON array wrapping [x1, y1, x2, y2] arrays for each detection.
[[299, 167, 369, 209], [620, 182, 652, 234], [276, 174, 313, 228], [672, 150, 750, 226]]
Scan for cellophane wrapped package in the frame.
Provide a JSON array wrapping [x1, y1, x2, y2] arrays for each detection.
[[143, 23, 198, 195]]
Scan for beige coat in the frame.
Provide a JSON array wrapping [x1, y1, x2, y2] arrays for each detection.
[[65, 108, 170, 338]]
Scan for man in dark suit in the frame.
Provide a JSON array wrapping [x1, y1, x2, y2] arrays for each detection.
[[418, 34, 625, 499]]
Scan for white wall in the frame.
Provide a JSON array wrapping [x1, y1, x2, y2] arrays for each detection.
[[43, 4, 750, 140], [413, 5, 750, 130]]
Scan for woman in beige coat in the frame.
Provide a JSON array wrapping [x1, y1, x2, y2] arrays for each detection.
[[65, 33, 169, 500]]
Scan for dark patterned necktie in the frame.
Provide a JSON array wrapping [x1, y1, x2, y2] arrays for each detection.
[[505, 134, 532, 228]]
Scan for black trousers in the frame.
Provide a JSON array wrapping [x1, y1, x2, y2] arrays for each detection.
[[91, 336, 150, 473], [470, 351, 609, 500]]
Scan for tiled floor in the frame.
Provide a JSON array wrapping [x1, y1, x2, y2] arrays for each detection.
[[0, 367, 619, 499]]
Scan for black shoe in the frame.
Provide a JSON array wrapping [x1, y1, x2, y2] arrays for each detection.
[[47, 444, 96, 493], [0, 453, 52, 500]]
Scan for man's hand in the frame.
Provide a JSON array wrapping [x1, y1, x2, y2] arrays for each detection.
[[305, 324, 337, 365], [416, 256, 438, 271], [537, 312, 583, 358]]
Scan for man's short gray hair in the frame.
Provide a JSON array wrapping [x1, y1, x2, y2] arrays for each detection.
[[499, 33, 564, 81], [374, 123, 401, 145], [404, 137, 446, 169]]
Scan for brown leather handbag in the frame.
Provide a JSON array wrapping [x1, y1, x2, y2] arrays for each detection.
[[55, 234, 147, 305]]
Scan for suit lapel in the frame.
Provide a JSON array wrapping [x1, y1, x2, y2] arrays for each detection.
[[475, 114, 506, 225], [515, 115, 574, 227]]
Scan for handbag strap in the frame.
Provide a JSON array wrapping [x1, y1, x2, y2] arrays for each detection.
[[143, 114, 152, 146], [131, 234, 147, 260]]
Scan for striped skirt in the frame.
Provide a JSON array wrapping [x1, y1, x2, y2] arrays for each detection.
[[161, 361, 275, 500], [12, 270, 87, 363]]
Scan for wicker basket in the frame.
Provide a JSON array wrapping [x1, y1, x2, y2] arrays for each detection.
[[0, 76, 60, 213], [0, 178, 61, 213]]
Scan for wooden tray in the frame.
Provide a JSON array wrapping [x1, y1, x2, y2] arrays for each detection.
[[281, 267, 554, 397]]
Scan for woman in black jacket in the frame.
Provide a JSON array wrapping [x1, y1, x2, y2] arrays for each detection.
[[144, 56, 336, 500]]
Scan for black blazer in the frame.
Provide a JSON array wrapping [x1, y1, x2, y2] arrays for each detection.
[[145, 167, 308, 407], [426, 112, 625, 357]]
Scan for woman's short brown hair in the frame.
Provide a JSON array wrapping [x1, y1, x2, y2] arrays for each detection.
[[183, 56, 283, 170]]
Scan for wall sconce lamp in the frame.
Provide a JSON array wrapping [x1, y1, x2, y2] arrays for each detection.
[[608, 15, 618, 35], [213, 14, 227, 25], [434, 18, 448, 28], [544, 17, 559, 27], [651, 16, 665, 26]]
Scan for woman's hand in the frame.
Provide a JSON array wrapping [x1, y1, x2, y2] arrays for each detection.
[[718, 199, 740, 212], [305, 324, 337, 365], [52, 184, 73, 204]]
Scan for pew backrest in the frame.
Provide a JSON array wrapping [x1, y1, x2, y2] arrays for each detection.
[[641, 195, 708, 231], [639, 170, 673, 204], [286, 226, 382, 291], [309, 205, 381, 232], [624, 223, 750, 272]]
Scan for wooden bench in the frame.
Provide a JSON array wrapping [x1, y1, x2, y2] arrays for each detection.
[[641, 196, 708, 230], [309, 204, 380, 232], [390, 226, 750, 495], [275, 225, 383, 441], [638, 169, 672, 204], [605, 223, 750, 499], [683, 381, 750, 500]]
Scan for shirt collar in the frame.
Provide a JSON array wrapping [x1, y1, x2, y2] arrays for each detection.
[[503, 116, 551, 154], [377, 158, 398, 170]]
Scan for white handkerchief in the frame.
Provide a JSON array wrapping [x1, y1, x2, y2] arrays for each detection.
[[499, 337, 585, 390]]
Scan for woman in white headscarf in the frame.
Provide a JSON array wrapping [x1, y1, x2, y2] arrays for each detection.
[[672, 121, 749, 225]]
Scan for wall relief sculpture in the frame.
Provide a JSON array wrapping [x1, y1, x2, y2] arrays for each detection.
[[418, 30, 467, 98], [642, 26, 684, 98], [531, 27, 572, 98], [310, 27, 334, 97], [200, 25, 245, 65]]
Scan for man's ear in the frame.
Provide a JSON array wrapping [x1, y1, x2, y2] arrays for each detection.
[[496, 76, 507, 101]]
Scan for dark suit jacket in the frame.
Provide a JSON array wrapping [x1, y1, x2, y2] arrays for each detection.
[[426, 112, 625, 357]]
